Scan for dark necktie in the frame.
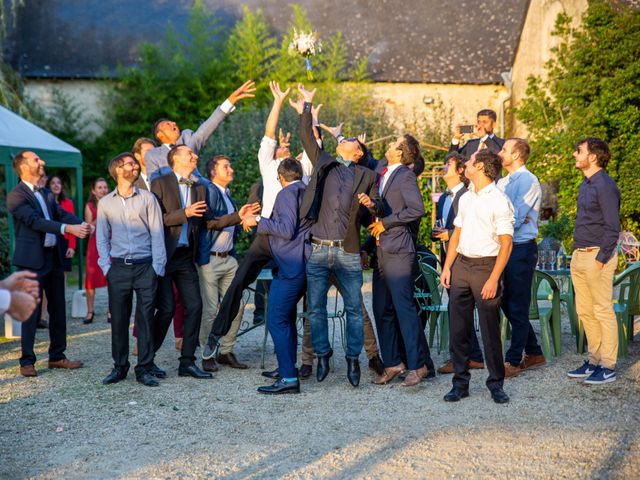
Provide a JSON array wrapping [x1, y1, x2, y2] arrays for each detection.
[[179, 177, 194, 187]]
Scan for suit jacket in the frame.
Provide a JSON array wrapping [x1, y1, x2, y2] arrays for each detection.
[[432, 184, 468, 263], [448, 134, 505, 159], [298, 105, 383, 253], [257, 181, 311, 279], [151, 173, 218, 262], [7, 182, 83, 270], [134, 174, 150, 191], [196, 181, 242, 266], [377, 165, 426, 254], [146, 106, 230, 179]]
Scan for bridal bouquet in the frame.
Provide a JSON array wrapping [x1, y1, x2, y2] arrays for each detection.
[[288, 29, 322, 80]]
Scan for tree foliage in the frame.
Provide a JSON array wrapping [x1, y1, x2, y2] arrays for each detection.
[[515, 1, 640, 233]]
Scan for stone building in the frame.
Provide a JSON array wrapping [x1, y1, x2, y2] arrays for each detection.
[[3, 0, 588, 141]]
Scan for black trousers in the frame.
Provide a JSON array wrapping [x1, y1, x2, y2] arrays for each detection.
[[19, 248, 67, 367], [153, 248, 202, 367], [107, 262, 157, 376], [208, 234, 272, 343], [449, 255, 504, 391], [373, 250, 429, 371], [503, 241, 543, 364]]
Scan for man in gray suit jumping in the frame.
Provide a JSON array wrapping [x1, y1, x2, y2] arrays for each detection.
[[146, 80, 256, 179]]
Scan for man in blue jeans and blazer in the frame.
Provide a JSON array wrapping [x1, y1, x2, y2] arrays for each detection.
[[290, 84, 383, 387], [244, 158, 312, 394]]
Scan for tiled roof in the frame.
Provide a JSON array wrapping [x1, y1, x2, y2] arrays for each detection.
[[4, 0, 530, 84]]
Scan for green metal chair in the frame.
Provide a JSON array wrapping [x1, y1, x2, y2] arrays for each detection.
[[417, 261, 449, 354], [529, 270, 562, 359], [612, 262, 640, 358]]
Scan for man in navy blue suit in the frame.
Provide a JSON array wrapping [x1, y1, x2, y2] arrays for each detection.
[[243, 159, 311, 394], [360, 135, 432, 386]]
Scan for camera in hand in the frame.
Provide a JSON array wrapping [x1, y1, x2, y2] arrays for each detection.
[[459, 125, 474, 134]]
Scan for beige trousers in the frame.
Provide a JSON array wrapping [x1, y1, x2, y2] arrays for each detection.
[[197, 256, 245, 355], [570, 248, 618, 369]]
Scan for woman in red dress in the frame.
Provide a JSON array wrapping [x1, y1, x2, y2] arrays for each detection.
[[83, 178, 109, 324]]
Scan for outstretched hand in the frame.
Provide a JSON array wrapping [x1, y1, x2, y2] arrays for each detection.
[[311, 103, 323, 123], [269, 81, 290, 104], [278, 128, 291, 147], [229, 80, 257, 104], [289, 97, 304, 115], [239, 203, 261, 220], [320, 123, 344, 138], [297, 83, 316, 103]]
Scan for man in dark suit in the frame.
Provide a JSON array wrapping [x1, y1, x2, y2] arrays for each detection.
[[360, 135, 431, 387], [7, 151, 92, 377], [449, 109, 504, 159], [146, 81, 256, 179], [150, 145, 214, 379], [132, 137, 156, 191], [243, 159, 311, 394], [290, 84, 383, 387], [432, 153, 485, 375]]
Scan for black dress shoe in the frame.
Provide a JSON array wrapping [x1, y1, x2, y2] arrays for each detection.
[[257, 378, 300, 394], [149, 364, 167, 379], [202, 358, 219, 373], [346, 356, 361, 387], [299, 364, 313, 379], [136, 371, 160, 387], [178, 363, 213, 379], [491, 388, 510, 404], [444, 386, 470, 402], [261, 368, 280, 379], [102, 368, 128, 385], [316, 350, 333, 382]]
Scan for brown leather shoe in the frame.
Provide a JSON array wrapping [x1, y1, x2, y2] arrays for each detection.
[[402, 366, 428, 386], [372, 363, 406, 385], [48, 358, 84, 369], [20, 365, 37, 377], [299, 364, 313, 379], [521, 354, 546, 370], [504, 362, 523, 379], [217, 352, 248, 369], [368, 355, 385, 376], [202, 357, 219, 373], [468, 360, 485, 370], [437, 360, 454, 374]]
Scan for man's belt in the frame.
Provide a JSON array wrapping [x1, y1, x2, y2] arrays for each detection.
[[513, 239, 536, 246], [575, 247, 599, 252], [311, 238, 344, 247], [111, 256, 152, 265], [210, 251, 231, 258]]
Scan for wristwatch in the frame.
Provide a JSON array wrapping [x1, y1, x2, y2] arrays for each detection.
[[255, 215, 262, 223]]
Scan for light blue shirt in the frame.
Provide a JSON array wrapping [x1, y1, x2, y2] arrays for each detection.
[[497, 165, 541, 243]]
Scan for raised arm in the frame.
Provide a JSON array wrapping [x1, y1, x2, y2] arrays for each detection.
[[291, 84, 321, 166], [265, 81, 290, 140]]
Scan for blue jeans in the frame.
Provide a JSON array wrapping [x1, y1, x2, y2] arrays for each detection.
[[306, 244, 364, 358]]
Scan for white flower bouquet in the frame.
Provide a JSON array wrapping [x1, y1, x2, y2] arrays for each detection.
[[288, 29, 322, 80]]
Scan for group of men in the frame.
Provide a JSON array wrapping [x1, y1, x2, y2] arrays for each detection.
[[6, 80, 621, 400]]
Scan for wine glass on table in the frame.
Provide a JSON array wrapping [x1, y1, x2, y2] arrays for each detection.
[[539, 249, 548, 271], [549, 249, 557, 271]]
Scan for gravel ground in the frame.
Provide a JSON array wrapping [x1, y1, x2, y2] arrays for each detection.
[[1, 277, 639, 480]]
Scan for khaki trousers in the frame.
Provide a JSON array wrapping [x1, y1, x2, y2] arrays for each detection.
[[570, 248, 618, 369], [197, 256, 245, 355]]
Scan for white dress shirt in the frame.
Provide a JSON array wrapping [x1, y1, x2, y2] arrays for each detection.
[[211, 182, 235, 253], [378, 163, 402, 194], [174, 172, 194, 247], [23, 181, 65, 246], [454, 182, 514, 257], [258, 136, 313, 218], [496, 165, 541, 242]]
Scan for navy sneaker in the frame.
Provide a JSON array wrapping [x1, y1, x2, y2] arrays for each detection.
[[567, 361, 598, 378], [584, 367, 616, 385]]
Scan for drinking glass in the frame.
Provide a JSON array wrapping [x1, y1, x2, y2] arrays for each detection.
[[549, 250, 557, 271], [539, 250, 548, 270]]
